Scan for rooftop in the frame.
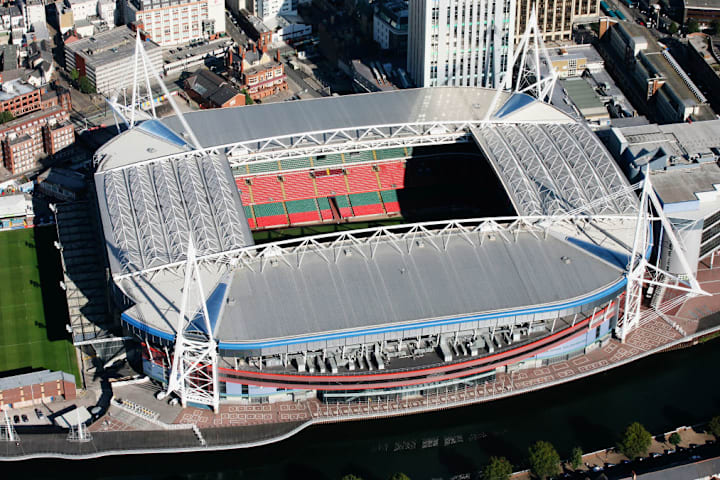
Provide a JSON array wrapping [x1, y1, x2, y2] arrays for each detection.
[[684, 0, 720, 10], [65, 26, 160, 67], [185, 68, 242, 106], [0, 369, 74, 391], [562, 77, 608, 118]]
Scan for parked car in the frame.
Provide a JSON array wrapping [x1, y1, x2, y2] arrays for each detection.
[[690, 455, 702, 461], [13, 415, 19, 423], [34, 408, 44, 419], [651, 452, 662, 458], [21, 414, 28, 423]]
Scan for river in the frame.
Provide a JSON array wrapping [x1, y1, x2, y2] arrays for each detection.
[[14, 339, 720, 480]]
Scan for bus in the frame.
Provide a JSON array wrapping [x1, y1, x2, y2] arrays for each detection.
[[615, 9, 627, 20]]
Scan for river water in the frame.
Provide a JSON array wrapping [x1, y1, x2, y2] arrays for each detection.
[[16, 339, 720, 480]]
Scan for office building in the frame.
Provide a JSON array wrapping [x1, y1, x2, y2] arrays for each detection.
[[407, 0, 515, 88]]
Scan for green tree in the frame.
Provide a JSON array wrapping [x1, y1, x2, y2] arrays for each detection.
[[669, 432, 681, 447], [78, 76, 96, 94], [570, 446, 583, 470], [708, 416, 720, 437], [241, 88, 254, 105], [484, 456, 513, 480], [668, 22, 679, 35], [340, 475, 363, 480], [528, 441, 561, 480], [618, 422, 653, 459], [688, 19, 700, 33], [0, 110, 14, 124], [388, 474, 410, 480]]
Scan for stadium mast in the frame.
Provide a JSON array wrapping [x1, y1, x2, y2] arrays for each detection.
[[619, 173, 709, 341], [484, 5, 558, 120], [158, 240, 220, 413]]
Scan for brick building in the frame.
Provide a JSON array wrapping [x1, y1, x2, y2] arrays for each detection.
[[0, 370, 76, 409], [0, 81, 72, 119], [228, 46, 288, 100], [0, 106, 75, 174], [183, 68, 245, 108]]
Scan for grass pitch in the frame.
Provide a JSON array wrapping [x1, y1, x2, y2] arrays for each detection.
[[0, 227, 79, 382]]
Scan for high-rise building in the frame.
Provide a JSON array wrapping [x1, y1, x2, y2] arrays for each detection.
[[515, 0, 598, 42], [407, 0, 515, 88], [124, 0, 225, 46]]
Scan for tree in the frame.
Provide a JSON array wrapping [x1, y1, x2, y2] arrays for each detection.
[[618, 422, 652, 459], [78, 76, 96, 94], [388, 474, 410, 480], [668, 22, 679, 35], [528, 441, 561, 480], [340, 475, 363, 480], [0, 110, 14, 124], [570, 446, 583, 470], [70, 68, 80, 83], [708, 416, 720, 438], [688, 19, 700, 33], [669, 432, 681, 447], [484, 456, 513, 480]]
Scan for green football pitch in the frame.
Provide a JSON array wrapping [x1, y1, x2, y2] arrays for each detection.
[[0, 227, 79, 382]]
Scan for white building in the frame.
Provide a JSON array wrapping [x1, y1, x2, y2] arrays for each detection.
[[23, 0, 46, 26], [125, 0, 225, 46], [264, 14, 311, 44], [257, 0, 296, 21], [97, 0, 117, 26], [407, 0, 515, 88], [69, 0, 98, 22]]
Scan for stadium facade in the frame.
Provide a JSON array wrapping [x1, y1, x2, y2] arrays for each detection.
[[94, 87, 644, 406]]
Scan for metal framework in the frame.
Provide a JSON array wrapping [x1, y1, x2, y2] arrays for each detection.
[[619, 174, 709, 341], [67, 415, 92, 443], [102, 152, 249, 274], [510, 7, 558, 101], [1, 410, 18, 442], [158, 241, 220, 412], [114, 214, 638, 282], [473, 122, 637, 216]]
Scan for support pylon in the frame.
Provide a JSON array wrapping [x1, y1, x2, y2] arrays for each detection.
[[618, 174, 709, 341], [0, 410, 18, 442], [510, 6, 558, 101], [158, 240, 220, 413]]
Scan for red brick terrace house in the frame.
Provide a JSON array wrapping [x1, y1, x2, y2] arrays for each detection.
[[183, 69, 245, 109], [0, 370, 76, 409]]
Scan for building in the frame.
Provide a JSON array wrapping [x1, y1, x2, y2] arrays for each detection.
[[228, 47, 288, 100], [124, 0, 225, 47], [22, 0, 47, 26], [406, 0, 514, 88], [683, 0, 720, 24], [184, 68, 245, 108], [602, 21, 714, 123], [374, 0, 408, 51], [0, 82, 72, 119], [36, 167, 87, 201], [263, 14, 311, 45], [0, 4, 26, 45], [516, 0, 599, 43], [549, 45, 604, 78], [561, 76, 610, 123], [686, 33, 720, 114], [251, 0, 297, 21], [97, 0, 117, 26], [163, 37, 231, 76], [68, 0, 97, 22], [55, 3, 75, 34], [0, 370, 76, 409], [351, 59, 398, 92], [0, 192, 33, 230], [64, 27, 162, 95], [93, 88, 641, 406], [605, 120, 720, 272], [0, 106, 74, 175]]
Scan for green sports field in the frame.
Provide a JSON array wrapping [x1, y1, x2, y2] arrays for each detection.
[[0, 227, 79, 382]]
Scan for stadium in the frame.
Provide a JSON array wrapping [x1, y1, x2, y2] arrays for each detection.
[[94, 87, 645, 409]]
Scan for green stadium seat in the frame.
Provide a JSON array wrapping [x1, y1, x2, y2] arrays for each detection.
[[343, 150, 374, 164], [280, 157, 313, 171], [247, 161, 281, 174]]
